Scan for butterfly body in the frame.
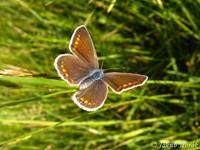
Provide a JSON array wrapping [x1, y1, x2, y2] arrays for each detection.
[[79, 69, 104, 90], [55, 25, 148, 111]]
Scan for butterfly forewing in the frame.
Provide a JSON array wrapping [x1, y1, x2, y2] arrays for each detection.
[[72, 80, 108, 111], [103, 72, 148, 94], [69, 25, 98, 68], [54, 54, 92, 85]]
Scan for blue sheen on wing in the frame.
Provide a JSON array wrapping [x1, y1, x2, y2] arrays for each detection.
[[79, 69, 104, 90]]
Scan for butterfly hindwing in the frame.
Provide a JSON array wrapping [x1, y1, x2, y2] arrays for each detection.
[[72, 80, 108, 111], [103, 72, 148, 94]]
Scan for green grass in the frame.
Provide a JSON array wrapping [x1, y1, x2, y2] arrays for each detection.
[[0, 0, 200, 149]]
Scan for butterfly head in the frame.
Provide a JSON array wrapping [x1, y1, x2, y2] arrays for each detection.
[[89, 69, 104, 80]]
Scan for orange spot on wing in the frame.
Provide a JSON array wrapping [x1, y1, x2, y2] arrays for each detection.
[[65, 73, 69, 77], [84, 100, 88, 104], [128, 82, 132, 85], [123, 84, 127, 87], [69, 78, 74, 83], [75, 41, 79, 45], [62, 68, 67, 72]]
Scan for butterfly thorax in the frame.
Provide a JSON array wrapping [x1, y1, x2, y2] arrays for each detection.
[[79, 69, 104, 90]]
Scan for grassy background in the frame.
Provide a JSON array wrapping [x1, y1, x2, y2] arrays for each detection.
[[0, 0, 200, 149]]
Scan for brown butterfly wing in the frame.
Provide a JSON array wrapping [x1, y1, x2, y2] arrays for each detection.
[[54, 54, 92, 85], [69, 25, 98, 69], [72, 80, 108, 111], [103, 72, 148, 93]]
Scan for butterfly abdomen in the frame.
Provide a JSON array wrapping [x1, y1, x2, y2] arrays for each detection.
[[79, 77, 95, 90]]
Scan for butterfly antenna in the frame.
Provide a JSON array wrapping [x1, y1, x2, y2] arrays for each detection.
[[100, 60, 104, 70], [104, 67, 127, 72]]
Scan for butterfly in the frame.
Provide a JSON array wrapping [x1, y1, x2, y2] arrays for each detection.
[[54, 25, 148, 111]]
